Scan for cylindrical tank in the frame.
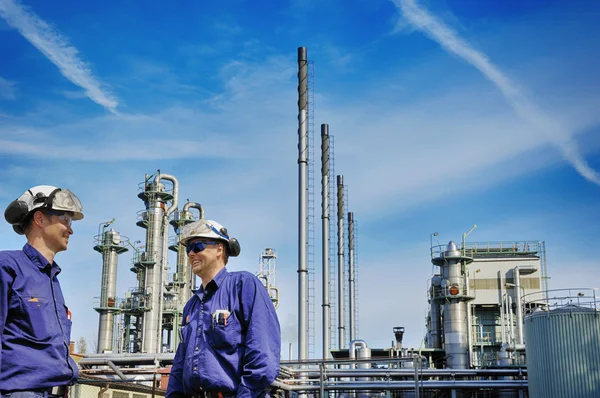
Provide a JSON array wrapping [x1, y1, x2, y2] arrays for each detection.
[[524, 290, 600, 398]]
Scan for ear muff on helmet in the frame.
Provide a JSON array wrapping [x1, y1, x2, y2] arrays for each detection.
[[4, 200, 31, 225], [12, 224, 26, 235], [227, 238, 241, 257], [216, 226, 240, 257]]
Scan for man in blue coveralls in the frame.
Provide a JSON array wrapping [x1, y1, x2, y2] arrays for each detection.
[[0, 185, 84, 397], [166, 219, 281, 398]]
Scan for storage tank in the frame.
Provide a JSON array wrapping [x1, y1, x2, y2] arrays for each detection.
[[523, 288, 600, 398]]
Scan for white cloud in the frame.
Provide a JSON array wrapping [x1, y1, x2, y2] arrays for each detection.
[[0, 76, 16, 99], [0, 0, 118, 113], [392, 0, 600, 186]]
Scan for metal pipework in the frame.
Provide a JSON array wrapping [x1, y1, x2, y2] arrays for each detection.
[[321, 123, 331, 359], [337, 175, 346, 349], [499, 270, 506, 344], [155, 173, 179, 217], [94, 227, 128, 353], [271, 380, 528, 392], [428, 277, 442, 348], [157, 173, 179, 352], [297, 46, 309, 362], [513, 265, 537, 344], [180, 202, 203, 299], [348, 212, 356, 343]]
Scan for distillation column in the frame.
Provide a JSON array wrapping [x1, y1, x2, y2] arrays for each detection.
[[94, 226, 128, 353], [138, 172, 178, 353], [431, 241, 474, 369], [258, 248, 280, 309]]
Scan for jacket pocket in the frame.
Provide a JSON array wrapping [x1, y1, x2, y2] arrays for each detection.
[[20, 295, 52, 339]]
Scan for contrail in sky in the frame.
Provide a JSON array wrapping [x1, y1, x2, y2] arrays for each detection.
[[394, 0, 600, 185], [0, 0, 118, 113]]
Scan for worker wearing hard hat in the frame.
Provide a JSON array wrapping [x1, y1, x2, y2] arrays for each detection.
[[167, 219, 281, 398], [0, 185, 83, 395]]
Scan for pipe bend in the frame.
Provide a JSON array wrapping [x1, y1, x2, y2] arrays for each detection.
[[153, 173, 179, 216], [183, 201, 204, 219]]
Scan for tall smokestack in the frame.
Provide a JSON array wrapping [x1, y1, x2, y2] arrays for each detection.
[[337, 175, 345, 349], [297, 46, 309, 361], [348, 211, 355, 342], [321, 123, 331, 358]]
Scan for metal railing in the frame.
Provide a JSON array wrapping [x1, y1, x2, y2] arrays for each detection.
[[76, 356, 528, 396], [522, 287, 600, 315], [431, 240, 542, 259], [431, 280, 472, 301]]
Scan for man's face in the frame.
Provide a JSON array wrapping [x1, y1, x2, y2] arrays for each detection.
[[187, 238, 222, 277], [40, 210, 74, 253]]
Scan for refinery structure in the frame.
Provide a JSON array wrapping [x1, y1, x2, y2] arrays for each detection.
[[78, 47, 600, 398]]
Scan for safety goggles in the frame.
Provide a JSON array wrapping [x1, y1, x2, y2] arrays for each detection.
[[186, 240, 218, 255], [44, 210, 73, 227]]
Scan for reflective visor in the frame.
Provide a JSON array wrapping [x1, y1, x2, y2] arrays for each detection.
[[51, 189, 83, 220]]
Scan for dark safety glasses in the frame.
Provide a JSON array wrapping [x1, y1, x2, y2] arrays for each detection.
[[186, 240, 218, 255]]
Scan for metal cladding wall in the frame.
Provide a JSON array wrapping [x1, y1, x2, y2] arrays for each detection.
[[524, 308, 600, 397]]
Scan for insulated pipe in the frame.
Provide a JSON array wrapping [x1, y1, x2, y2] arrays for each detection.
[[497, 344, 517, 398], [155, 173, 179, 217], [297, 46, 309, 362], [499, 270, 506, 344], [180, 202, 203, 298], [106, 360, 128, 381], [321, 124, 331, 359], [182, 202, 204, 219], [155, 173, 179, 353], [277, 368, 527, 377], [348, 340, 368, 398], [348, 212, 356, 343], [513, 265, 537, 345], [271, 380, 527, 392], [337, 175, 346, 349], [349, 339, 368, 360], [508, 295, 514, 342], [428, 277, 442, 348]]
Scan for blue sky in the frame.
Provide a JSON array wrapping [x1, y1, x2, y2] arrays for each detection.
[[1, 0, 599, 358]]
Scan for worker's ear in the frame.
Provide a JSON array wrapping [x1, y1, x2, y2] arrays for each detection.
[[32, 210, 46, 228]]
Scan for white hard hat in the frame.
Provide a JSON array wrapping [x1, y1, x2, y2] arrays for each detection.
[[179, 219, 240, 257], [4, 185, 84, 235]]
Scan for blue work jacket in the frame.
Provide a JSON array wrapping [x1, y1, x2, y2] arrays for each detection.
[[0, 244, 78, 391], [167, 268, 281, 398]]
